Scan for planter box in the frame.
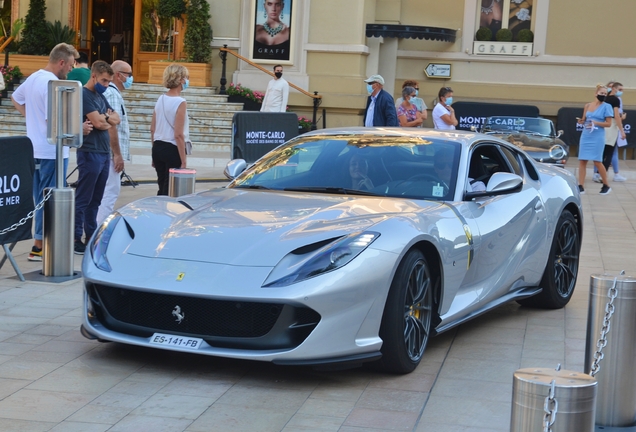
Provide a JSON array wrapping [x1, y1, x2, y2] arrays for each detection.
[[8, 54, 49, 76], [147, 61, 212, 87], [227, 94, 262, 111]]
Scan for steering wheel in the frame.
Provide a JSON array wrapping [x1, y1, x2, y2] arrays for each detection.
[[391, 173, 450, 196]]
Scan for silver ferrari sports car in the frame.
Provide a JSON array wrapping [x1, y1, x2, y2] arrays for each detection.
[[81, 128, 582, 374]]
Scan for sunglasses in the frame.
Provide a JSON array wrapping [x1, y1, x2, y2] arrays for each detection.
[[119, 71, 133, 77]]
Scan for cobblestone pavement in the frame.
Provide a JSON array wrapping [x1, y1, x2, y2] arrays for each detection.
[[0, 158, 635, 431]]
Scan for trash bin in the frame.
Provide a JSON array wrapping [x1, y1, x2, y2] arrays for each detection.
[[584, 273, 636, 427], [510, 367, 597, 432], [168, 168, 196, 197]]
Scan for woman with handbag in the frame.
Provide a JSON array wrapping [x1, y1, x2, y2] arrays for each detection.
[[150, 63, 191, 195]]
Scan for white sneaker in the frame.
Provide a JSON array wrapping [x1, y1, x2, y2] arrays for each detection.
[[614, 173, 627, 182], [592, 173, 602, 183]]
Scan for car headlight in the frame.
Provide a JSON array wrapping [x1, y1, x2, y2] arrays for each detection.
[[90, 212, 122, 272], [549, 145, 566, 160], [263, 232, 380, 287]]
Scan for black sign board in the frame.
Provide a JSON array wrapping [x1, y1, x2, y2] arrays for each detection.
[[452, 101, 540, 131], [557, 107, 636, 149], [232, 112, 299, 163], [0, 137, 35, 245]]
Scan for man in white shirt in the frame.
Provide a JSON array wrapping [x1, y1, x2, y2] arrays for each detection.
[[260, 64, 289, 112], [11, 43, 80, 261], [97, 60, 132, 225]]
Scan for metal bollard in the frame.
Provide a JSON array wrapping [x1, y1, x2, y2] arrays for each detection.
[[43, 187, 75, 277], [584, 273, 636, 427], [510, 367, 597, 431], [168, 168, 196, 197]]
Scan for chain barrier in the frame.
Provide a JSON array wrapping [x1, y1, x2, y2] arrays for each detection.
[[589, 272, 625, 377], [543, 378, 558, 432], [0, 188, 53, 236]]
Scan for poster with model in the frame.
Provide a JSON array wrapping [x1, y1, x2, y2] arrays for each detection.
[[252, 0, 293, 62]]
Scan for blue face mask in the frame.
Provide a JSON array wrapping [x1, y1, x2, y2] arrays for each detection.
[[445, 96, 453, 105], [182, 79, 189, 91], [123, 75, 133, 89], [94, 82, 108, 94], [415, 90, 419, 97], [615, 90, 623, 97], [366, 84, 374, 95]]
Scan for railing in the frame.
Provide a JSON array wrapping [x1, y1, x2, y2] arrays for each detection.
[[219, 45, 322, 130], [1, 36, 14, 67]]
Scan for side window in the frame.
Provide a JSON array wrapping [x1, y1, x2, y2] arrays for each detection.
[[499, 146, 523, 176], [467, 143, 511, 193], [520, 152, 540, 181]]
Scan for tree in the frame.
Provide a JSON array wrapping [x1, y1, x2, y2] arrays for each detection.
[[19, 0, 48, 55], [183, 0, 212, 63]]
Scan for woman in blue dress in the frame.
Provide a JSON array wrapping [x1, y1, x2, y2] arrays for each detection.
[[577, 84, 613, 195]]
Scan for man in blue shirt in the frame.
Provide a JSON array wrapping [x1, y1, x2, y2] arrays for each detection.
[[363, 74, 399, 127]]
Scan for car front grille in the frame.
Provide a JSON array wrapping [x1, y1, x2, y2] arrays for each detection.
[[87, 283, 321, 349]]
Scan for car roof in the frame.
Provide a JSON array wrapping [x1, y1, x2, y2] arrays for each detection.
[[299, 127, 482, 147]]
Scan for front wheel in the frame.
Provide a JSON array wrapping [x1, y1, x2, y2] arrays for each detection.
[[376, 249, 434, 374], [520, 210, 580, 309]]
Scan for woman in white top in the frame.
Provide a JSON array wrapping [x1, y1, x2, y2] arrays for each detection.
[[432, 86, 458, 130], [151, 63, 190, 195]]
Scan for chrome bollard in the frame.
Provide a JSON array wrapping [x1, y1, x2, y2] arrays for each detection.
[[585, 273, 636, 427], [510, 367, 597, 431], [43, 187, 75, 277], [168, 168, 196, 197]]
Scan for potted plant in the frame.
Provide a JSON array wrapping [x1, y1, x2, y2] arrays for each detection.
[[18, 0, 48, 55], [148, 0, 213, 86], [44, 21, 76, 52], [298, 116, 312, 134], [226, 82, 264, 111]]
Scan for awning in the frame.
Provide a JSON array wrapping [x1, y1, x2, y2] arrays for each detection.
[[365, 24, 456, 43]]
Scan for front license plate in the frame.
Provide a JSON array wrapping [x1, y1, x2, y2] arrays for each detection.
[[150, 333, 203, 350]]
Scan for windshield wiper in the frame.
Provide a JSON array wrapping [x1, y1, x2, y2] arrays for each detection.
[[234, 184, 271, 190], [283, 186, 378, 196]]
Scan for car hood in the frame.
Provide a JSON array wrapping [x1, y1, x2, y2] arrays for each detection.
[[120, 188, 441, 266]]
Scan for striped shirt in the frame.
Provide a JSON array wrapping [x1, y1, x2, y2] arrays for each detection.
[[103, 84, 130, 161]]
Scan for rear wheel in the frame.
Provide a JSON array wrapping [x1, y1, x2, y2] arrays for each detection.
[[376, 249, 434, 374], [519, 210, 580, 308]]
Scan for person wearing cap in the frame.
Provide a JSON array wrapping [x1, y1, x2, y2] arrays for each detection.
[[363, 74, 399, 127]]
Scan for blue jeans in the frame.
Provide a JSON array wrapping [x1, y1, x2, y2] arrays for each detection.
[[33, 158, 68, 241], [75, 152, 110, 242]]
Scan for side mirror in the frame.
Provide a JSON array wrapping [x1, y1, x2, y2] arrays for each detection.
[[557, 130, 564, 138], [224, 159, 247, 180], [464, 172, 523, 200]]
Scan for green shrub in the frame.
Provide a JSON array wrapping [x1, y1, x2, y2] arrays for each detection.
[[495, 28, 513, 42], [517, 29, 534, 42], [475, 27, 492, 41], [18, 0, 48, 55], [45, 21, 76, 52], [157, 0, 186, 19], [183, 0, 213, 63]]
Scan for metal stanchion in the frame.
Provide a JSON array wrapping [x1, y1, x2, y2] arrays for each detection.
[[43, 188, 74, 276], [585, 273, 636, 428], [168, 168, 196, 197], [43, 80, 82, 277], [510, 365, 597, 431]]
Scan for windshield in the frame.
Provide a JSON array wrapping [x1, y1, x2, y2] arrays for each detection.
[[482, 117, 554, 136], [228, 134, 462, 201]]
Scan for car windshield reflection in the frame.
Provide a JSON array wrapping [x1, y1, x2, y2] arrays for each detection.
[[228, 135, 462, 201], [482, 117, 554, 136]]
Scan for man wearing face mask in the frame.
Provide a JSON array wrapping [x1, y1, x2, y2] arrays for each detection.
[[74, 60, 120, 254], [363, 74, 399, 127], [260, 64, 289, 112], [96, 60, 133, 225]]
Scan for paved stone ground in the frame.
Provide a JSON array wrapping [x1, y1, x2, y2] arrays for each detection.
[[0, 157, 635, 431]]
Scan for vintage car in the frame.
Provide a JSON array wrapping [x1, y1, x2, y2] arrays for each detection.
[[480, 116, 569, 166], [81, 128, 582, 374]]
